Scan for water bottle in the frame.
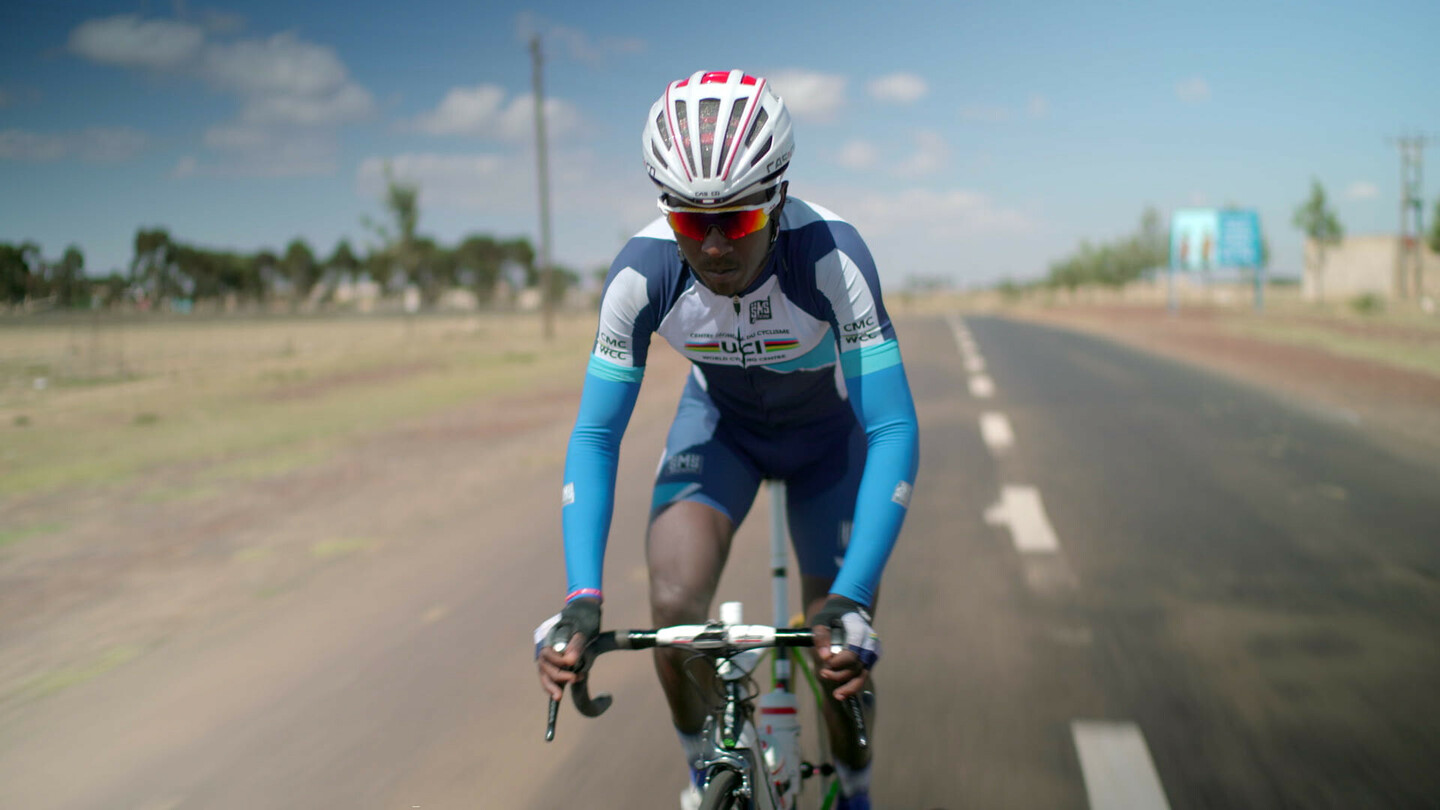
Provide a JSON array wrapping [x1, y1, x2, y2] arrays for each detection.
[[757, 689, 802, 808]]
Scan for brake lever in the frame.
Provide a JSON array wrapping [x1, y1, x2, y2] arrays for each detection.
[[829, 626, 869, 750], [543, 631, 612, 741]]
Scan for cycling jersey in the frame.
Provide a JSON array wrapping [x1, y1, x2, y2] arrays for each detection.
[[562, 197, 918, 608]]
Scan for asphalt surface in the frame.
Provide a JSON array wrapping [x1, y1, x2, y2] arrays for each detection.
[[2, 313, 1437, 809]]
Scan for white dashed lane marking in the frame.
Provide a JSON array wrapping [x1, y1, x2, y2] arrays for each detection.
[[979, 412, 1014, 453], [1072, 721, 1173, 810], [984, 485, 1060, 553], [968, 374, 995, 399]]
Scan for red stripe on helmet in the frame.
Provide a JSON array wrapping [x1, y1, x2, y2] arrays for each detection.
[[664, 82, 693, 182], [740, 74, 757, 86], [720, 78, 764, 181]]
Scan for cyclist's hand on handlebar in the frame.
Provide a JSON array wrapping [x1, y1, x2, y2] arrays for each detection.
[[811, 595, 881, 701], [533, 597, 601, 701]]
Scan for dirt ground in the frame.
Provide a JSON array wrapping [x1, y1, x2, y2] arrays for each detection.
[[1, 304, 1436, 727]]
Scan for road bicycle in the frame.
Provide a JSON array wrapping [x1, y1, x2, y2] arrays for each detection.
[[545, 481, 868, 809]]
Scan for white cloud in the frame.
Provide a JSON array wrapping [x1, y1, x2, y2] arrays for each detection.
[[867, 73, 927, 104], [203, 32, 347, 98], [202, 32, 374, 126], [67, 14, 205, 70], [0, 127, 147, 162], [357, 153, 514, 209], [1028, 94, 1049, 119], [960, 105, 1010, 124], [767, 70, 847, 123], [187, 127, 338, 176], [846, 188, 1033, 239], [1345, 181, 1379, 200], [408, 85, 580, 141], [242, 83, 375, 127], [896, 130, 949, 178], [171, 155, 199, 178], [837, 139, 879, 170], [66, 15, 374, 174], [515, 12, 645, 66], [1175, 77, 1211, 103]]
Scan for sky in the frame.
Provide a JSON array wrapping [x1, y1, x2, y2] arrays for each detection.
[[2, 0, 1437, 289]]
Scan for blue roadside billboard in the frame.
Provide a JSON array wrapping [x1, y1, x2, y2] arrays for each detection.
[[1170, 208, 1262, 270]]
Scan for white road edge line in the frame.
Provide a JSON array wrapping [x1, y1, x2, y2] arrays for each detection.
[[1072, 721, 1173, 810], [980, 412, 1014, 453], [983, 485, 1059, 552]]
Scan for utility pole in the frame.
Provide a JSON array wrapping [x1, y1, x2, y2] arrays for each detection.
[[530, 34, 555, 341], [1391, 134, 1432, 301]]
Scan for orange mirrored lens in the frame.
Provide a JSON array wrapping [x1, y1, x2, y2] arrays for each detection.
[[666, 208, 769, 241]]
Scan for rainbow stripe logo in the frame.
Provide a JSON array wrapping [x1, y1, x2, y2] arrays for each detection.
[[685, 342, 721, 353], [764, 339, 800, 352]]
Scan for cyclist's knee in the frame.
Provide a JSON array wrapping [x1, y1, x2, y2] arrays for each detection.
[[650, 579, 709, 625]]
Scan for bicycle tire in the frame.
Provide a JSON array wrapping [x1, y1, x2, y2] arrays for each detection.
[[698, 768, 744, 810]]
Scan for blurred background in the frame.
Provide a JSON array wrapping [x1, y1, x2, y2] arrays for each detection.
[[2, 2, 1438, 809]]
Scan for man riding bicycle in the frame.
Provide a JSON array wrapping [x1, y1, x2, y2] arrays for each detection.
[[535, 69, 919, 810]]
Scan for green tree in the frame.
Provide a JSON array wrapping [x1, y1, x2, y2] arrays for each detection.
[[1045, 208, 1167, 291], [327, 239, 360, 277], [130, 228, 193, 300], [0, 241, 41, 305], [49, 245, 87, 307], [454, 234, 504, 304], [1292, 179, 1343, 302], [363, 163, 422, 292], [1429, 199, 1440, 254], [282, 238, 321, 299]]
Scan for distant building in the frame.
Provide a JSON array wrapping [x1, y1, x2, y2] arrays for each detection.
[[1303, 234, 1439, 303]]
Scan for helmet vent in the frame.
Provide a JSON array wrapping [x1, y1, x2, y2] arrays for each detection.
[[716, 98, 747, 178], [651, 142, 668, 170], [674, 100, 692, 175], [744, 108, 769, 148], [655, 112, 672, 150], [698, 98, 720, 178], [749, 136, 773, 167]]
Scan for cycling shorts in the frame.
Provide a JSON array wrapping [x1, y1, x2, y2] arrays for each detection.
[[650, 373, 865, 580]]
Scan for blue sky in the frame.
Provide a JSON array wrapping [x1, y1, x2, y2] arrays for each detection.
[[2, 0, 1437, 287]]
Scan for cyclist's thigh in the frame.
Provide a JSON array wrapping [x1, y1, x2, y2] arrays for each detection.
[[785, 417, 866, 586], [650, 378, 763, 529], [647, 381, 763, 618]]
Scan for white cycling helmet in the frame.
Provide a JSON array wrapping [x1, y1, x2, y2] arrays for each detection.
[[642, 70, 794, 208]]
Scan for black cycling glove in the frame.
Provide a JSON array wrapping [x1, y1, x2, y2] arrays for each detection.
[[533, 597, 601, 658], [811, 595, 881, 669]]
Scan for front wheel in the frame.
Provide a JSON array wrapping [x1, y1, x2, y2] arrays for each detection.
[[698, 768, 744, 810]]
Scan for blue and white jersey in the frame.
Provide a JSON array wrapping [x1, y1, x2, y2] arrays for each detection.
[[562, 197, 919, 607], [590, 198, 899, 429]]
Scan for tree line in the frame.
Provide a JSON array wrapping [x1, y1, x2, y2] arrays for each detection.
[[1042, 206, 1171, 291], [1, 167, 581, 311]]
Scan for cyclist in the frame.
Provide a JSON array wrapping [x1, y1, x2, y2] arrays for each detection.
[[535, 69, 919, 810]]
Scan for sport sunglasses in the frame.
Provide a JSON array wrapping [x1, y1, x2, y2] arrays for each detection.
[[659, 197, 781, 242]]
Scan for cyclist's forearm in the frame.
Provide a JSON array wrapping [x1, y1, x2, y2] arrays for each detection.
[[561, 366, 642, 599], [832, 360, 919, 606]]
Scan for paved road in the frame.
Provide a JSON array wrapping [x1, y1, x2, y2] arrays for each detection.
[[1, 313, 1437, 809]]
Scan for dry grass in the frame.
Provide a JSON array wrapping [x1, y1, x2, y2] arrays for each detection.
[[0, 312, 598, 497]]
